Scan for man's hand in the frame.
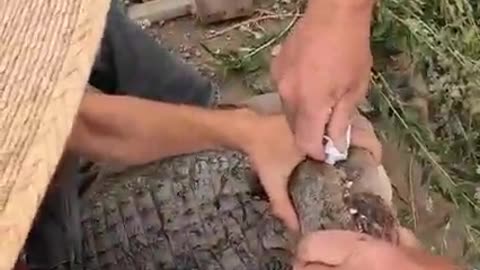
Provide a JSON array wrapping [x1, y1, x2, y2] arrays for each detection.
[[244, 115, 306, 231], [292, 229, 458, 270], [271, 0, 375, 160]]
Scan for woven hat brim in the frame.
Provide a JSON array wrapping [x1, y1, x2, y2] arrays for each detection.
[[0, 0, 111, 268]]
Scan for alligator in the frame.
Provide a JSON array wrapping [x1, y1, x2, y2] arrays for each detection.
[[79, 144, 398, 270]]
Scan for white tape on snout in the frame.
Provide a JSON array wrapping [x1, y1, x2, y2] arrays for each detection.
[[323, 125, 352, 165]]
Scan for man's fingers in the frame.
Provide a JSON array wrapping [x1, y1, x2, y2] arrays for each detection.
[[264, 173, 299, 231], [276, 71, 300, 130], [295, 230, 369, 266], [294, 105, 331, 161], [279, 92, 299, 134], [327, 79, 369, 148], [327, 96, 356, 147], [269, 186, 299, 232], [272, 200, 299, 232]]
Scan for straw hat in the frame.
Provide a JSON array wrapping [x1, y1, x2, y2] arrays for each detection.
[[0, 0, 111, 268]]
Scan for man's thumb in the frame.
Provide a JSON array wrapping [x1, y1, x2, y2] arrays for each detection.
[[268, 187, 299, 232], [294, 107, 330, 161], [327, 89, 363, 149]]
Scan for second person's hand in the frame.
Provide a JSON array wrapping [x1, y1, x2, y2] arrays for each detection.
[[292, 229, 458, 270], [271, 0, 375, 160]]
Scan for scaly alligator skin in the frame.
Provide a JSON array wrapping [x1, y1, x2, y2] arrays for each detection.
[[80, 148, 397, 270]]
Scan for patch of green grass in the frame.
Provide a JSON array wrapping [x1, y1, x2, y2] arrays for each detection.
[[199, 7, 301, 77], [370, 0, 480, 265]]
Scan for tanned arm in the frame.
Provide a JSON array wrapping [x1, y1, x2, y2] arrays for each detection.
[[306, 0, 376, 27], [66, 88, 305, 230], [66, 89, 258, 166]]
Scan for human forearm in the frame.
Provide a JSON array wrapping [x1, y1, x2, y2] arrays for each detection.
[[67, 91, 257, 165], [306, 0, 375, 29], [307, 0, 376, 12]]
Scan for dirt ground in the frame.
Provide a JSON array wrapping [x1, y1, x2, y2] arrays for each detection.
[[120, 0, 467, 264]]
